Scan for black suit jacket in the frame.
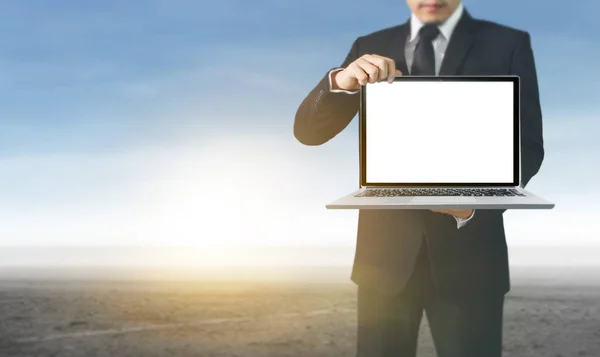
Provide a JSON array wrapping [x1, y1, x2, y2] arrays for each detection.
[[293, 10, 545, 301]]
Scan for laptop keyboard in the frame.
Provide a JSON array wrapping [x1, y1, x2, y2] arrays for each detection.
[[355, 188, 524, 197]]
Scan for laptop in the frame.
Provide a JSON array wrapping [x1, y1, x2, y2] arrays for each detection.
[[326, 76, 554, 210]]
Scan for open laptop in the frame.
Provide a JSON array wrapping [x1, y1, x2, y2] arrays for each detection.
[[326, 76, 554, 210]]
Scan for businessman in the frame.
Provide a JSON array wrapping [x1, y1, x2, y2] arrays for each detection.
[[294, 1, 544, 356]]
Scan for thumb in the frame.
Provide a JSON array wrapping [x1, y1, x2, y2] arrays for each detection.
[[395, 70, 402, 76]]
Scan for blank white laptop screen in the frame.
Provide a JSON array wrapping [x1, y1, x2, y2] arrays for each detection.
[[364, 80, 516, 184]]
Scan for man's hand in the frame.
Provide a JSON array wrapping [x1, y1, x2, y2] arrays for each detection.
[[431, 209, 474, 220], [332, 54, 402, 91]]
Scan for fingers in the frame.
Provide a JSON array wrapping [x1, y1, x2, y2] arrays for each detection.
[[349, 54, 400, 86], [383, 57, 397, 83], [347, 62, 369, 86], [353, 58, 379, 84], [432, 209, 459, 214], [430, 209, 473, 218], [363, 55, 392, 83], [363, 55, 389, 82]]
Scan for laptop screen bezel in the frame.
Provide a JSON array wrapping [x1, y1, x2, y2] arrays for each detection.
[[359, 75, 520, 188]]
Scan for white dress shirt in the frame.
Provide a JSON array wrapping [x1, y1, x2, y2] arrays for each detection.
[[326, 2, 475, 228]]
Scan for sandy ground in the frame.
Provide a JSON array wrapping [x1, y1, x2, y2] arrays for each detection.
[[0, 270, 599, 357]]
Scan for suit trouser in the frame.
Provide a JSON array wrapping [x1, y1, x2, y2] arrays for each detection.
[[356, 238, 505, 357]]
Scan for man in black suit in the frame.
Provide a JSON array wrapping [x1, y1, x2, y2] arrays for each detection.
[[293, 0, 545, 356]]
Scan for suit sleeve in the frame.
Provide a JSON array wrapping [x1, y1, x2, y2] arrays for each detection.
[[510, 32, 545, 187], [293, 38, 362, 146]]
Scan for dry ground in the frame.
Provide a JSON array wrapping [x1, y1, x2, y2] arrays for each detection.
[[0, 269, 598, 357]]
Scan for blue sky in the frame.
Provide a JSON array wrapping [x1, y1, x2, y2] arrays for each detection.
[[1, 0, 599, 250]]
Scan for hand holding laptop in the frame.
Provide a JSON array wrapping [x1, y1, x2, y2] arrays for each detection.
[[431, 209, 474, 219], [333, 58, 482, 219], [332, 55, 402, 90]]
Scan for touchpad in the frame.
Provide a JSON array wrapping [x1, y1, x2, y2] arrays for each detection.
[[411, 197, 478, 203]]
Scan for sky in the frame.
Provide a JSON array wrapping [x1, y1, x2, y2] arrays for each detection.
[[1, 0, 599, 254]]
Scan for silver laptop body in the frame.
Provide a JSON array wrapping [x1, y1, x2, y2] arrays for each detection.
[[326, 76, 554, 210]]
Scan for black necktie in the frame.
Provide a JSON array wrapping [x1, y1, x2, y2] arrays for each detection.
[[411, 24, 440, 76]]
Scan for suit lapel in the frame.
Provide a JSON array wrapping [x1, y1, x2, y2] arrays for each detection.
[[439, 9, 478, 75], [388, 20, 410, 75]]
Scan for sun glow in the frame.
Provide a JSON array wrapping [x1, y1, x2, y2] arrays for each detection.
[[147, 136, 298, 249]]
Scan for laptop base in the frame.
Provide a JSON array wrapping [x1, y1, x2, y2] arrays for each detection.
[[325, 188, 555, 210]]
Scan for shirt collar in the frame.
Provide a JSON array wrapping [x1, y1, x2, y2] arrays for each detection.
[[409, 2, 464, 42]]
